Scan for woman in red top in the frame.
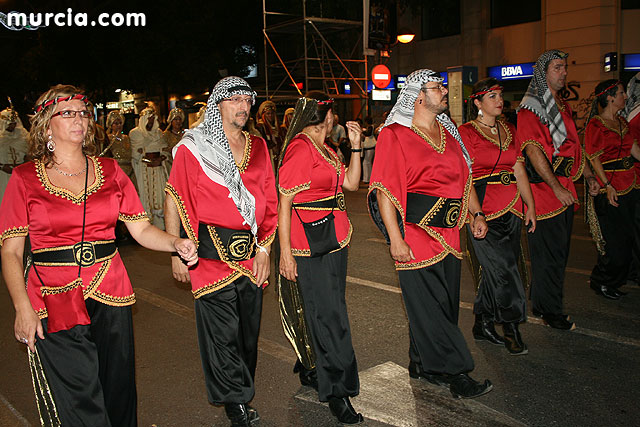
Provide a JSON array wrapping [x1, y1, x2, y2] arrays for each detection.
[[0, 85, 197, 426], [459, 78, 537, 355], [278, 92, 363, 424], [584, 79, 640, 300]]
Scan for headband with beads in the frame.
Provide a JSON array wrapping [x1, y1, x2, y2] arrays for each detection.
[[595, 81, 621, 98], [470, 85, 504, 100], [34, 94, 88, 114]]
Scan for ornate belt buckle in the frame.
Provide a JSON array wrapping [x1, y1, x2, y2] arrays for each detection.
[[499, 170, 511, 185], [336, 193, 346, 211], [564, 158, 574, 177], [228, 233, 253, 261], [443, 199, 462, 227], [623, 157, 633, 170], [73, 241, 96, 267]]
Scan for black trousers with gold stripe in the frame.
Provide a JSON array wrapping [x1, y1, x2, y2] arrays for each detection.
[[591, 190, 638, 289], [37, 298, 137, 427], [195, 276, 263, 405]]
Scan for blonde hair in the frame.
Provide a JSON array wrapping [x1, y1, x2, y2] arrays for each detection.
[[29, 84, 97, 166]]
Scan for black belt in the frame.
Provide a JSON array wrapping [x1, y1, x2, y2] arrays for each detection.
[[292, 193, 346, 211], [363, 147, 375, 151], [473, 170, 516, 186], [603, 156, 635, 171], [526, 155, 574, 184], [198, 223, 256, 262], [406, 192, 462, 228], [32, 240, 117, 267]]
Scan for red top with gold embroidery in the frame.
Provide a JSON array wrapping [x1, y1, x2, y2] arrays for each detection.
[[368, 123, 471, 270], [627, 114, 640, 189], [166, 134, 278, 298], [0, 157, 148, 318], [584, 116, 636, 194], [278, 133, 352, 256], [516, 103, 584, 219], [459, 120, 524, 219]]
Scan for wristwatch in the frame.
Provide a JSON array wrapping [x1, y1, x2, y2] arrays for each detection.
[[474, 211, 486, 219]]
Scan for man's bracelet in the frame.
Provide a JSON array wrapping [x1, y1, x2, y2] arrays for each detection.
[[473, 211, 486, 219], [604, 180, 612, 187], [351, 148, 363, 152]]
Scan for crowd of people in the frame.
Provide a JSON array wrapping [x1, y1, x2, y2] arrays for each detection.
[[1, 49, 639, 426]]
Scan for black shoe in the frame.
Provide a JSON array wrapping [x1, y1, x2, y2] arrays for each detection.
[[224, 403, 258, 427], [612, 288, 628, 297], [408, 361, 450, 386], [502, 322, 528, 355], [293, 360, 318, 390], [541, 313, 575, 330], [590, 283, 620, 300], [448, 373, 493, 399], [328, 397, 364, 424], [472, 315, 505, 346]]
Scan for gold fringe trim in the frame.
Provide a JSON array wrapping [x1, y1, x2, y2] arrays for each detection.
[[35, 157, 105, 205], [118, 212, 150, 222], [521, 139, 546, 157], [587, 149, 604, 161], [593, 115, 629, 138], [0, 225, 29, 246], [485, 190, 520, 222], [236, 131, 253, 173], [165, 182, 198, 242], [395, 248, 461, 270], [278, 182, 311, 196], [571, 152, 585, 182], [258, 229, 277, 248], [193, 270, 243, 299], [469, 120, 512, 150], [40, 278, 82, 296], [90, 290, 136, 306], [458, 175, 472, 229], [411, 123, 447, 154], [536, 205, 568, 220], [368, 182, 405, 222], [82, 258, 112, 299]]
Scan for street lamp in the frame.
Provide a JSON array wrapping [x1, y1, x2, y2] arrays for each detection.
[[396, 28, 415, 44]]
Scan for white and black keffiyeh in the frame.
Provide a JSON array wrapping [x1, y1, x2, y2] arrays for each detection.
[[517, 49, 569, 156], [172, 77, 260, 237], [624, 72, 640, 122], [383, 68, 471, 171]]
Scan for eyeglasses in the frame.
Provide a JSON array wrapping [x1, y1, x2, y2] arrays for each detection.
[[52, 110, 93, 119], [422, 84, 446, 92], [221, 96, 253, 106]]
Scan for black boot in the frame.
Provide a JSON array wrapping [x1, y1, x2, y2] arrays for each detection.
[[448, 374, 493, 399], [472, 315, 504, 346], [224, 403, 259, 427], [502, 322, 528, 355], [293, 360, 318, 390], [328, 397, 364, 424]]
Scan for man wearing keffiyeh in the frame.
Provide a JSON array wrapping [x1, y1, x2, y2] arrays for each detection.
[[516, 50, 599, 330], [367, 69, 493, 399], [164, 77, 278, 427]]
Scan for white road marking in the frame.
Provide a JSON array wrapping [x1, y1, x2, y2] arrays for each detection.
[[0, 393, 31, 427], [346, 277, 640, 348], [296, 361, 526, 427]]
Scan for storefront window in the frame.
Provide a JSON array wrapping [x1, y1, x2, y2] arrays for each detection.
[[421, 0, 461, 40], [491, 0, 541, 28]]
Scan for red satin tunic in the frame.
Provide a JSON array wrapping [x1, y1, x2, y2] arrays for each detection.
[[627, 114, 640, 189], [278, 133, 352, 256], [584, 116, 636, 194], [0, 157, 148, 319], [459, 120, 524, 219], [166, 134, 278, 298], [516, 102, 584, 219], [368, 123, 471, 270]]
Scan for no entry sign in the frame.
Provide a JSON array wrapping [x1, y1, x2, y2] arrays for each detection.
[[371, 64, 391, 89]]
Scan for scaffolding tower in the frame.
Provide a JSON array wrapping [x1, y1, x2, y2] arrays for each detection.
[[262, 0, 368, 103]]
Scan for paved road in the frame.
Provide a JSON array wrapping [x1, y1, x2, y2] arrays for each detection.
[[1, 185, 638, 426]]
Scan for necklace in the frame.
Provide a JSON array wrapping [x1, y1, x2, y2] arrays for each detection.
[[475, 119, 498, 134], [53, 162, 87, 177]]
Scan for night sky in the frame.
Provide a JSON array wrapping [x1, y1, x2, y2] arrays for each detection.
[[0, 0, 264, 113]]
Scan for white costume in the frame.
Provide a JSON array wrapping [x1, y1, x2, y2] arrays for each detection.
[[129, 107, 169, 228], [0, 108, 28, 203]]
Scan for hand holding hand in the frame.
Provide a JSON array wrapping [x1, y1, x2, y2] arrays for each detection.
[[471, 216, 488, 239], [174, 238, 198, 266], [279, 250, 298, 282]]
